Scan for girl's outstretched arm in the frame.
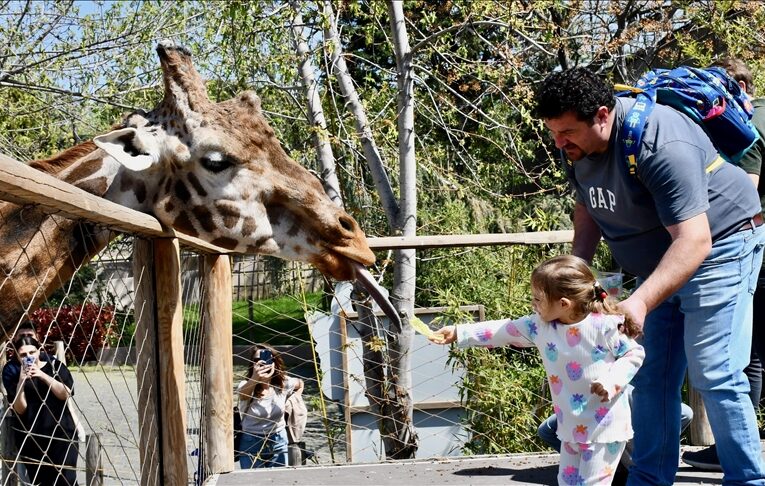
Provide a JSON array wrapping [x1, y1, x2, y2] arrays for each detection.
[[430, 316, 537, 348]]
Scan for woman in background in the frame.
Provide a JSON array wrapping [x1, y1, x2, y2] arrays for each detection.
[[9, 335, 78, 485], [237, 344, 303, 469]]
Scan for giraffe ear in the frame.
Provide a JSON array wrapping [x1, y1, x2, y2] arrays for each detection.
[[93, 127, 159, 171]]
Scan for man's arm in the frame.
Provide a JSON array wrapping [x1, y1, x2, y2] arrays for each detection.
[[619, 212, 712, 331], [572, 201, 602, 263]]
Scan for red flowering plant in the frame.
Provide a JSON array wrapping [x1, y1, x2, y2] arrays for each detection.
[[30, 303, 116, 364]]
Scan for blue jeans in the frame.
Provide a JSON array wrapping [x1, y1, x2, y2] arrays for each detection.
[[238, 429, 289, 469], [628, 225, 765, 486], [536, 384, 694, 456]]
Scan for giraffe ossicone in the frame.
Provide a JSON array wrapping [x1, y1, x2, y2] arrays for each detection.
[[0, 40, 400, 335]]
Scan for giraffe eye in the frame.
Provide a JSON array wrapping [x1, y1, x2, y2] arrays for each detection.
[[200, 155, 234, 173]]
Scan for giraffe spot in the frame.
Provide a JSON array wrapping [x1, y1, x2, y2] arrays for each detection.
[[266, 205, 286, 226], [287, 224, 300, 237], [186, 172, 207, 197], [210, 237, 239, 250], [163, 176, 172, 195], [172, 211, 198, 237], [164, 200, 175, 213], [64, 160, 101, 186], [192, 206, 215, 233], [134, 179, 147, 204], [292, 244, 303, 254], [214, 201, 240, 229], [175, 180, 191, 203], [120, 174, 135, 193], [152, 192, 159, 205], [76, 177, 108, 196], [241, 216, 257, 237]]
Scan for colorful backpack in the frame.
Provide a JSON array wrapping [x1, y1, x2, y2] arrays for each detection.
[[615, 66, 759, 175]]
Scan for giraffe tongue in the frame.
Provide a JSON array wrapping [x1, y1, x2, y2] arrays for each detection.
[[353, 263, 402, 330]]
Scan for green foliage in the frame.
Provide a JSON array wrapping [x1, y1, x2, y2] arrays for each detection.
[[231, 292, 324, 345]]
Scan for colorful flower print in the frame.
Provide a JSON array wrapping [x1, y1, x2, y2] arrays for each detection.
[[474, 327, 494, 342], [549, 375, 563, 395], [615, 338, 629, 356], [594, 406, 612, 426], [601, 465, 614, 478], [591, 345, 607, 362], [545, 342, 558, 362], [505, 321, 522, 337], [566, 361, 583, 381], [570, 393, 587, 415], [579, 443, 593, 462], [573, 424, 589, 443], [566, 327, 581, 347], [606, 441, 622, 455], [554, 404, 562, 425], [561, 466, 583, 486], [527, 320, 538, 339], [563, 442, 579, 455]]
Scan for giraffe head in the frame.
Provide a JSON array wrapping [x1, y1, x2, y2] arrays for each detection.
[[91, 42, 395, 319]]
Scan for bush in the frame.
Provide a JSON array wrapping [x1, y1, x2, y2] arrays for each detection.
[[31, 303, 115, 364]]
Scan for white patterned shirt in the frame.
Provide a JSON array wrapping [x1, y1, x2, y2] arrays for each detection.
[[456, 312, 644, 444]]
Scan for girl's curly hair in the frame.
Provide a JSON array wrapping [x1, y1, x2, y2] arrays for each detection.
[[534, 67, 615, 122]]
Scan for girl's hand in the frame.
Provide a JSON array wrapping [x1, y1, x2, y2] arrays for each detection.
[[429, 326, 457, 345], [590, 382, 610, 402], [252, 362, 275, 382]]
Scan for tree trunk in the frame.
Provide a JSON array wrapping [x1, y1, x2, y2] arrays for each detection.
[[384, 0, 418, 459], [291, 1, 344, 207], [322, 0, 398, 225]]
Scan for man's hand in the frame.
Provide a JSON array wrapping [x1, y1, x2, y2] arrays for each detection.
[[617, 294, 648, 336]]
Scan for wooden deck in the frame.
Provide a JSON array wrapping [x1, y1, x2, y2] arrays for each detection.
[[205, 446, 726, 485]]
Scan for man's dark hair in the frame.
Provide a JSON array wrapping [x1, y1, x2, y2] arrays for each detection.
[[534, 67, 615, 121]]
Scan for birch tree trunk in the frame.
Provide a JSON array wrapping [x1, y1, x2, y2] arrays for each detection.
[[322, 0, 417, 459], [290, 1, 343, 207], [322, 0, 398, 225], [384, 0, 418, 459]]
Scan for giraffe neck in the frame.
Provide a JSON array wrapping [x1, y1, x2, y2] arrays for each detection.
[[0, 143, 135, 337]]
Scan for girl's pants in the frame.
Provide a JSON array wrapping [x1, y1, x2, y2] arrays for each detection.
[[558, 440, 626, 486]]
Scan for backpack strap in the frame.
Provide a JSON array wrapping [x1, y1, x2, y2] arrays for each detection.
[[615, 83, 658, 176]]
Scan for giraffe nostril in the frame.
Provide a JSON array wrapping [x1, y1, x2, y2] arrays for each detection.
[[339, 215, 355, 232]]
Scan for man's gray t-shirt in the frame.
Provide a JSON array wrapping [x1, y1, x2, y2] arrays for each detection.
[[563, 97, 760, 279]]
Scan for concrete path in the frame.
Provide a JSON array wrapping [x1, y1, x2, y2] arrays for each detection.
[[207, 449, 725, 485]]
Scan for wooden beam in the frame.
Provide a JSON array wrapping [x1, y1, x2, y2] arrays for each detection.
[[201, 254, 234, 473], [154, 238, 188, 485], [0, 154, 228, 254], [133, 238, 161, 486], [367, 231, 574, 250]]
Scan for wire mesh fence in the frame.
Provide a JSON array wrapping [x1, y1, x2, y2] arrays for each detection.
[[0, 155, 639, 485]]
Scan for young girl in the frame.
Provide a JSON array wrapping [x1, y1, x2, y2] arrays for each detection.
[[430, 255, 644, 486]]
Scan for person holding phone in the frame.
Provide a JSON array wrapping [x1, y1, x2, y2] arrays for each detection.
[[237, 344, 303, 469], [9, 335, 78, 485]]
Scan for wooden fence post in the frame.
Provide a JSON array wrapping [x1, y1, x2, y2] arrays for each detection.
[[688, 384, 715, 445], [85, 433, 102, 486], [201, 254, 234, 474], [133, 238, 161, 486], [153, 238, 188, 485]]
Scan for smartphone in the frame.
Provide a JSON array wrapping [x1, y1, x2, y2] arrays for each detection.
[[22, 355, 35, 369], [259, 350, 273, 365]]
